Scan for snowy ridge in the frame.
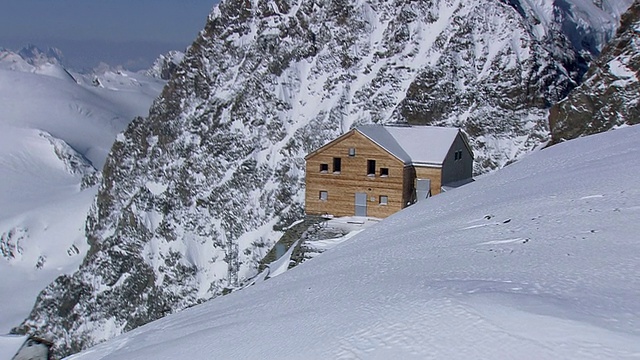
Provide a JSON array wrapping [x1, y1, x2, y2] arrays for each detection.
[[0, 47, 75, 82], [17, 44, 65, 67], [145, 51, 185, 80], [37, 131, 100, 189], [17, 0, 633, 357], [68, 124, 640, 360]]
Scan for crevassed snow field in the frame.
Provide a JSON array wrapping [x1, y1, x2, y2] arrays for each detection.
[[0, 56, 165, 332], [68, 125, 640, 359]]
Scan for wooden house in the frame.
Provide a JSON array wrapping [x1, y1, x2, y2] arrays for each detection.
[[304, 125, 473, 218]]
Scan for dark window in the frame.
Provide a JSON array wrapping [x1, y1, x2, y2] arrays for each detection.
[[348, 148, 356, 157], [454, 150, 463, 161], [380, 168, 389, 177], [367, 160, 376, 175], [319, 191, 328, 201], [333, 157, 342, 173], [320, 163, 328, 173]]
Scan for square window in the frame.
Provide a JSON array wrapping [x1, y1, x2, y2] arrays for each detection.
[[333, 157, 342, 173], [380, 168, 389, 177], [348, 148, 356, 157], [320, 163, 328, 173], [379, 195, 388, 205], [319, 191, 328, 201]]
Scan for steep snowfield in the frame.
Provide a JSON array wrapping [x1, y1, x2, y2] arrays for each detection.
[[68, 125, 640, 359], [0, 56, 165, 333]]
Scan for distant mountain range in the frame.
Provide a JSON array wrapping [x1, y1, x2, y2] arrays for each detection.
[[16, 44, 65, 66], [0, 47, 167, 336]]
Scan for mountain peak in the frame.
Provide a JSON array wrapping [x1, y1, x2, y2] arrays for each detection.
[[17, 44, 65, 67], [145, 50, 185, 80]]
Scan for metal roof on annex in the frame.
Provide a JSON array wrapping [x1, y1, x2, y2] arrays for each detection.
[[356, 125, 464, 166]]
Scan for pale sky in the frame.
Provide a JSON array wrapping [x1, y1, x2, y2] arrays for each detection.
[[0, 0, 218, 71]]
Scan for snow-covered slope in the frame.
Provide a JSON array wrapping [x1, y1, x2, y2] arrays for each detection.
[[16, 0, 633, 357], [68, 124, 640, 360], [0, 50, 165, 168], [0, 50, 165, 333]]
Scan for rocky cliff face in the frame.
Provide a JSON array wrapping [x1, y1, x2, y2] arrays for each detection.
[[550, 0, 640, 142], [16, 0, 630, 357]]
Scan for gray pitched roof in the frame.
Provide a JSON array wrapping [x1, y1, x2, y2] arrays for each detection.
[[0, 335, 29, 359], [356, 125, 461, 166]]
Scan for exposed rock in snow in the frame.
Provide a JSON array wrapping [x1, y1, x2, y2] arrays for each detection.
[[38, 131, 101, 189], [550, 0, 640, 142], [145, 51, 185, 80]]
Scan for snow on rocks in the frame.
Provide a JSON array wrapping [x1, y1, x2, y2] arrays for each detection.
[[550, 0, 640, 141], [256, 216, 380, 282]]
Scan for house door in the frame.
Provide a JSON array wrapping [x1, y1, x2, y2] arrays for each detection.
[[416, 179, 431, 202], [355, 192, 367, 216]]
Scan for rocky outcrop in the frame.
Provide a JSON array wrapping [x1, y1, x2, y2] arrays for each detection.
[[15, 0, 629, 357], [550, 0, 640, 142], [145, 51, 185, 80]]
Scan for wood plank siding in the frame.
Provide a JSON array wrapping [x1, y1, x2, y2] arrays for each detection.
[[305, 131, 406, 218], [414, 166, 443, 196], [305, 126, 471, 218]]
